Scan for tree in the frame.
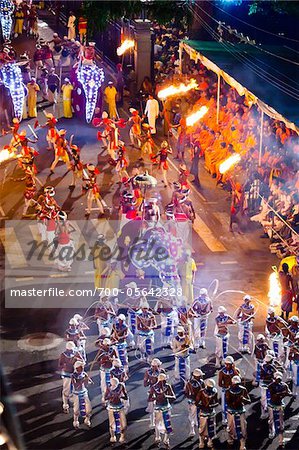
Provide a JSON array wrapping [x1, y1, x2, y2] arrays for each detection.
[[215, 0, 299, 17], [82, 0, 192, 37]]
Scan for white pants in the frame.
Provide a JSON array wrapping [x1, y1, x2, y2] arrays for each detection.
[[73, 392, 92, 423], [220, 388, 228, 423], [215, 334, 229, 363], [268, 406, 284, 442], [238, 320, 253, 352], [97, 319, 112, 336], [46, 229, 56, 246], [37, 221, 47, 242], [160, 315, 174, 346], [268, 335, 284, 362], [188, 402, 198, 433], [260, 385, 269, 416], [107, 408, 126, 440], [129, 128, 141, 147], [137, 333, 154, 359], [100, 369, 111, 402], [154, 409, 171, 445], [55, 242, 75, 271], [62, 377, 71, 409], [227, 412, 247, 443], [174, 355, 190, 381], [292, 362, 299, 396], [146, 400, 155, 427], [194, 316, 208, 348], [199, 414, 216, 439]]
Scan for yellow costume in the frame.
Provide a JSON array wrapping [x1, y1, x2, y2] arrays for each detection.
[[27, 82, 40, 118], [104, 266, 124, 291], [179, 257, 197, 304], [14, 11, 24, 34], [104, 85, 118, 118], [61, 83, 74, 118], [93, 245, 108, 289]]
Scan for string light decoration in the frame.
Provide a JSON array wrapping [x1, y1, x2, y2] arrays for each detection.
[[0, 63, 26, 120], [0, 0, 14, 41], [77, 64, 105, 123]]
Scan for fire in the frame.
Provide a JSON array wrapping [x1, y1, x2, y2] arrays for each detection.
[[0, 148, 16, 164], [268, 269, 281, 307], [157, 79, 198, 100], [117, 39, 135, 56], [186, 105, 209, 127], [219, 153, 241, 174]]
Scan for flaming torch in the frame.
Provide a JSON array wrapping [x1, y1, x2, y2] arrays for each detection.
[[0, 148, 15, 164], [268, 267, 281, 307], [219, 153, 241, 174], [117, 39, 135, 56], [157, 79, 198, 100], [186, 105, 209, 127]]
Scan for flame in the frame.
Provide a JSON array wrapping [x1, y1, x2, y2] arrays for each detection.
[[186, 106, 209, 127], [157, 79, 198, 100], [0, 148, 16, 164], [219, 153, 241, 174], [268, 270, 281, 307], [117, 39, 135, 56]]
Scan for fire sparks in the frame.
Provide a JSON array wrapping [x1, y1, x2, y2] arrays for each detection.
[[219, 153, 241, 174], [268, 269, 281, 307], [157, 79, 198, 100], [117, 39, 135, 56], [186, 105, 209, 127]]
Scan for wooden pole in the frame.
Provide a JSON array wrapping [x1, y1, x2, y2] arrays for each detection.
[[258, 110, 264, 167], [216, 73, 221, 125]]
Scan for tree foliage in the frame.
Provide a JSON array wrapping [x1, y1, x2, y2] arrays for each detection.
[[82, 0, 192, 36], [250, 1, 299, 16]]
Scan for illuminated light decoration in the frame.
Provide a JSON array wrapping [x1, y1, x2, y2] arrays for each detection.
[[186, 105, 209, 127], [0, 63, 26, 120], [158, 79, 198, 100], [0, 0, 14, 41], [77, 64, 104, 123], [219, 153, 241, 174], [268, 270, 281, 307], [117, 39, 135, 56]]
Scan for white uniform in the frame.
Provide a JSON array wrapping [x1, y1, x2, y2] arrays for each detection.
[[144, 98, 159, 134]]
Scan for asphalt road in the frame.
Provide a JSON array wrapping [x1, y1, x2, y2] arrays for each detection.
[[1, 10, 298, 450]]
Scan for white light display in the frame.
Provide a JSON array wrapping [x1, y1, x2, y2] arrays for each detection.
[[77, 64, 105, 123], [0, 63, 26, 120], [0, 0, 14, 41]]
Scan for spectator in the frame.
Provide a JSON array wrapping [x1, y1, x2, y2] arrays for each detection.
[[279, 263, 295, 320], [116, 63, 124, 107], [104, 81, 118, 119], [144, 94, 159, 134], [48, 68, 60, 104], [27, 78, 40, 118], [67, 11, 76, 40], [61, 78, 74, 118], [14, 6, 24, 38]]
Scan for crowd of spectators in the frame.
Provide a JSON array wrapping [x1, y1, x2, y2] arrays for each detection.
[[151, 22, 299, 259]]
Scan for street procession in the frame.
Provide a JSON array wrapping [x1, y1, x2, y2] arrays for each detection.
[[0, 1, 299, 450]]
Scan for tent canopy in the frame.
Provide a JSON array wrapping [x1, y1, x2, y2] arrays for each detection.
[[181, 40, 299, 133]]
